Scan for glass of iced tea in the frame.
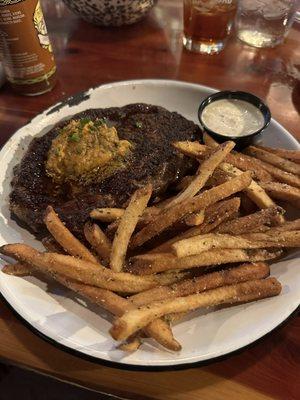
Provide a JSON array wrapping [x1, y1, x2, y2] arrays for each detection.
[[183, 0, 238, 54]]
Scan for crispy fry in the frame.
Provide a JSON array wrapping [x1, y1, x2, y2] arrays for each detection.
[[246, 146, 300, 176], [90, 208, 125, 223], [260, 182, 300, 209], [244, 149, 300, 188], [150, 197, 240, 253], [105, 206, 161, 237], [130, 172, 252, 248], [173, 141, 277, 213], [44, 206, 97, 263], [117, 337, 142, 352], [206, 169, 228, 186], [91, 206, 160, 225], [84, 222, 112, 264], [173, 141, 272, 182], [271, 219, 300, 232], [216, 206, 284, 235], [184, 210, 205, 226], [172, 231, 300, 258], [255, 145, 300, 162], [203, 132, 218, 147], [41, 236, 65, 253], [0, 244, 186, 293], [129, 248, 281, 275], [240, 230, 300, 245], [220, 162, 278, 211], [110, 278, 282, 340], [1, 263, 32, 277], [110, 185, 152, 272], [43, 269, 181, 351], [129, 263, 270, 306], [228, 152, 272, 182], [167, 141, 235, 208], [172, 141, 207, 157]]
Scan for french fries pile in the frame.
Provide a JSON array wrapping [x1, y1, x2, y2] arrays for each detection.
[[2, 133, 300, 352]]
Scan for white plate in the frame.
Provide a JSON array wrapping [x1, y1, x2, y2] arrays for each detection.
[[0, 80, 299, 369]]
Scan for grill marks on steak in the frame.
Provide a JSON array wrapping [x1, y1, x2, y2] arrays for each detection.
[[10, 103, 201, 234]]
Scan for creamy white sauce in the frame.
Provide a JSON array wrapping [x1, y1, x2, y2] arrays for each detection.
[[201, 99, 265, 137]]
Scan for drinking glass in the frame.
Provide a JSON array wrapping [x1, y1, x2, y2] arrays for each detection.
[[183, 0, 238, 54], [236, 0, 299, 48]]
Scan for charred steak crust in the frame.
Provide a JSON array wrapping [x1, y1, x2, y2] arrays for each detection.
[[10, 103, 201, 234]]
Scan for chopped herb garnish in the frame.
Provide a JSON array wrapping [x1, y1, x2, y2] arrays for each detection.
[[135, 121, 143, 128], [79, 118, 91, 128], [95, 118, 107, 127], [69, 133, 81, 142]]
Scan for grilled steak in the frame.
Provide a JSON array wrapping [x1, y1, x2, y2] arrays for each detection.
[[10, 103, 201, 235]]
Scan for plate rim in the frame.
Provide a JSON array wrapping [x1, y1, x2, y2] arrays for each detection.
[[0, 78, 299, 370], [1, 290, 298, 372]]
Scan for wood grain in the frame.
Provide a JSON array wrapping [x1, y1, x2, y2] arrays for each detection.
[[0, 0, 299, 399]]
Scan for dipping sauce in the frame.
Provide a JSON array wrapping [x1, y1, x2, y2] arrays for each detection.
[[201, 99, 265, 137]]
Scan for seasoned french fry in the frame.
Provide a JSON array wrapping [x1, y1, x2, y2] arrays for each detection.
[[129, 248, 281, 275], [42, 268, 180, 351], [173, 141, 272, 182], [184, 210, 205, 226], [203, 132, 218, 147], [150, 197, 240, 253], [216, 206, 284, 235], [255, 145, 300, 162], [110, 185, 152, 272], [90, 208, 125, 223], [228, 152, 272, 182], [271, 219, 300, 232], [173, 141, 277, 213], [110, 278, 282, 341], [220, 162, 278, 211], [256, 219, 300, 233], [0, 244, 186, 293], [84, 222, 112, 264], [240, 230, 300, 245], [129, 262, 270, 306], [44, 206, 97, 263], [117, 337, 142, 352], [42, 236, 65, 253], [130, 172, 252, 248], [246, 146, 300, 176], [57, 276, 180, 351], [244, 149, 300, 188], [172, 141, 207, 158], [167, 141, 235, 208], [91, 206, 160, 225], [172, 231, 300, 258], [2, 263, 32, 277], [105, 206, 161, 237], [260, 182, 300, 209]]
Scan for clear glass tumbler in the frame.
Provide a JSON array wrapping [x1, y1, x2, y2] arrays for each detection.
[[236, 0, 299, 48], [183, 0, 238, 54]]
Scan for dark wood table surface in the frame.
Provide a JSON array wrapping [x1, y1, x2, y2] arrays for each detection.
[[0, 1, 299, 399]]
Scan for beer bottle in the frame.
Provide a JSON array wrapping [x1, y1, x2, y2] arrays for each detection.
[[0, 0, 57, 95]]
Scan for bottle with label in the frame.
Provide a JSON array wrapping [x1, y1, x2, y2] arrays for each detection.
[[0, 0, 57, 95]]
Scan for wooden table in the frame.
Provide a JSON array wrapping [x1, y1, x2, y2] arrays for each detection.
[[0, 1, 299, 399]]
